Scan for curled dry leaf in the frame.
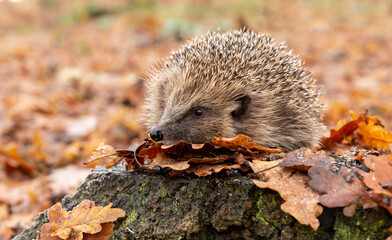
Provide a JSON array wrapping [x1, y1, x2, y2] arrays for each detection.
[[40, 199, 125, 240], [139, 141, 216, 159], [308, 166, 367, 210], [141, 152, 190, 171], [91, 135, 277, 177], [185, 163, 242, 177], [187, 155, 229, 164], [212, 134, 283, 153], [250, 160, 322, 231], [84, 142, 118, 168], [358, 155, 392, 197], [278, 148, 334, 171]]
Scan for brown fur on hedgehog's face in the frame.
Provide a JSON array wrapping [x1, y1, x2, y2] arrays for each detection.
[[144, 68, 253, 145]]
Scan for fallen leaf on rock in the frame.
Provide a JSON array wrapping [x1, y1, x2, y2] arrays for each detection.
[[361, 195, 379, 209], [139, 141, 216, 159], [96, 135, 274, 175], [342, 203, 358, 217], [250, 160, 322, 230], [308, 166, 367, 209], [82, 222, 114, 240], [84, 142, 117, 167], [212, 134, 283, 153], [40, 199, 125, 240], [358, 155, 392, 197], [185, 163, 241, 177], [278, 148, 334, 171], [142, 152, 190, 171], [187, 155, 229, 164]]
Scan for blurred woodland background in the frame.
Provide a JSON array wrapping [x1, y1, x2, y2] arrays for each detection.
[[0, 0, 392, 238]]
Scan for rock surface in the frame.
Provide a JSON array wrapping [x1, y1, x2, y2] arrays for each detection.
[[14, 167, 392, 240]]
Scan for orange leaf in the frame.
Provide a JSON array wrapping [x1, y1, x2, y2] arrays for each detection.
[[322, 111, 392, 151], [186, 163, 241, 177], [84, 142, 118, 166], [142, 152, 190, 171], [212, 134, 283, 153], [250, 160, 322, 230], [357, 121, 392, 150], [40, 200, 125, 240]]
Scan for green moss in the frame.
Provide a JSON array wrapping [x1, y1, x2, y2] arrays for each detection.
[[124, 210, 138, 226], [378, 220, 384, 227], [196, 185, 207, 196], [293, 226, 318, 239], [255, 212, 269, 225], [158, 186, 169, 198], [255, 195, 269, 224]]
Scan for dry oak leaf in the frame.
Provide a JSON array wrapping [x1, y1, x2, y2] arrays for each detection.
[[212, 134, 283, 153], [278, 148, 334, 171], [358, 155, 392, 197], [308, 166, 367, 208], [185, 163, 242, 177], [250, 160, 322, 230], [139, 140, 216, 159], [40, 199, 125, 240], [142, 152, 190, 171], [84, 142, 118, 168]]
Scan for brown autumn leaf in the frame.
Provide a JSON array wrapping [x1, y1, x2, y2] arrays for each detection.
[[40, 199, 125, 240], [278, 148, 334, 171], [83, 222, 114, 240], [185, 163, 242, 177], [84, 142, 118, 168], [187, 155, 229, 164], [142, 152, 190, 171], [212, 134, 283, 153], [358, 155, 392, 197], [250, 160, 322, 230], [308, 166, 368, 209], [139, 140, 216, 159]]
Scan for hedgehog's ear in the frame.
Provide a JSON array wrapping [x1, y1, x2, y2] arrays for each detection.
[[231, 94, 252, 119]]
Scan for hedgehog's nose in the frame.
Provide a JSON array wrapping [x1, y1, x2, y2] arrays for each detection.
[[150, 127, 163, 141]]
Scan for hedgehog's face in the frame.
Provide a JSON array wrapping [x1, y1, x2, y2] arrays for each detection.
[[145, 73, 252, 145]]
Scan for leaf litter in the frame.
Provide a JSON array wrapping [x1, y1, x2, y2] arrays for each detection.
[[85, 111, 392, 234]]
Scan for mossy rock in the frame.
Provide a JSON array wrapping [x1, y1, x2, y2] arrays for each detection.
[[14, 167, 392, 239]]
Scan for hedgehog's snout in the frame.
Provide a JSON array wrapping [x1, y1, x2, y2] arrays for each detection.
[[150, 127, 164, 141]]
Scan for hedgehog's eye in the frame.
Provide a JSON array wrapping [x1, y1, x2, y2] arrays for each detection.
[[193, 107, 205, 117]]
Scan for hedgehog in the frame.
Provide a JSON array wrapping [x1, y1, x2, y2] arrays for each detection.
[[143, 30, 324, 151]]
